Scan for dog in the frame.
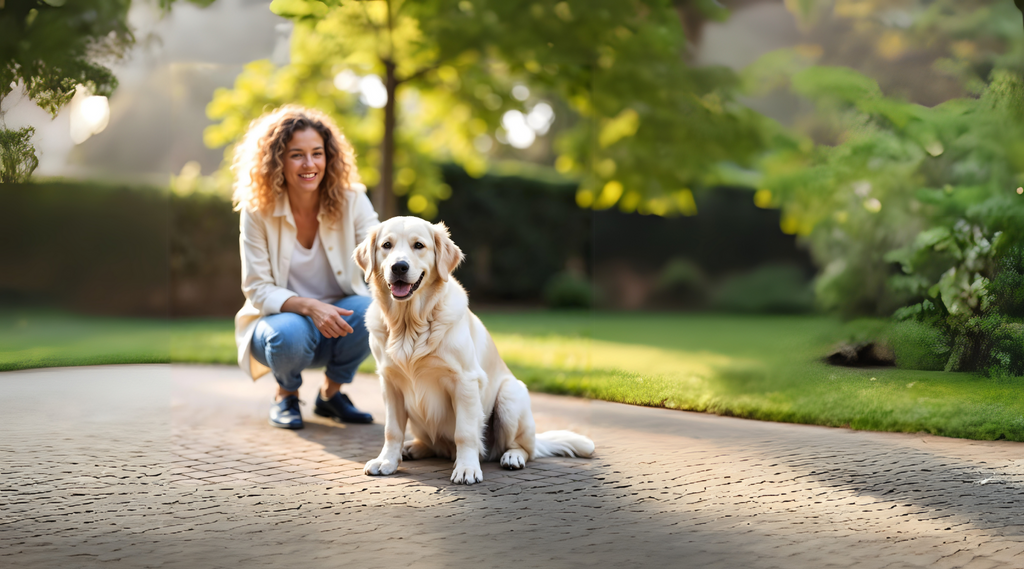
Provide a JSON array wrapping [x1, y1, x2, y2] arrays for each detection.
[[353, 216, 594, 484]]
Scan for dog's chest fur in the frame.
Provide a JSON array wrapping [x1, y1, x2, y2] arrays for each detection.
[[370, 280, 468, 368], [368, 288, 475, 437]]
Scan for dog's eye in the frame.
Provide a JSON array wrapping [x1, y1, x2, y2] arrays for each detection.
[[382, 242, 392, 249], [414, 242, 425, 250]]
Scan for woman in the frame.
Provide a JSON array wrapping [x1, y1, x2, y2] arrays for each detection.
[[232, 105, 379, 429]]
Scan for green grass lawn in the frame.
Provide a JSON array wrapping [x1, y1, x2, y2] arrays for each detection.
[[0, 311, 171, 371], [3, 309, 1023, 441]]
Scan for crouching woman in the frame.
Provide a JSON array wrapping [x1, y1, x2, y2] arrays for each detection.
[[232, 105, 379, 429]]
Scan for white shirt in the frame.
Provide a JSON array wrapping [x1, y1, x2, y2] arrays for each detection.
[[286, 232, 345, 304]]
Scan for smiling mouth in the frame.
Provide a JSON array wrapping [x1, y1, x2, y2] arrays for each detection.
[[298, 173, 317, 180], [389, 272, 425, 300]]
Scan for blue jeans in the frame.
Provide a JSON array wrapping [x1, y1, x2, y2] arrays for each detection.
[[251, 295, 372, 392]]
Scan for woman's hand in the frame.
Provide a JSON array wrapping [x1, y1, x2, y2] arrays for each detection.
[[282, 297, 355, 338], [309, 301, 355, 338]]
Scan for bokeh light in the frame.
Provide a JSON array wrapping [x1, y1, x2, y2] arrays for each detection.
[[358, 75, 388, 108]]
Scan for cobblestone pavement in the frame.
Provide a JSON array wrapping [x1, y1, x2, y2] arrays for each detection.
[[3, 364, 1024, 568]]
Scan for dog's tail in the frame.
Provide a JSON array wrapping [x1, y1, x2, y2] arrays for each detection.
[[534, 430, 595, 458]]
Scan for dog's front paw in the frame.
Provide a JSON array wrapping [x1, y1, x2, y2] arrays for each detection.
[[364, 457, 399, 476], [450, 461, 483, 485], [500, 449, 527, 470]]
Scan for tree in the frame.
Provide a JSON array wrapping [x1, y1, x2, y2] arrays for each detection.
[[740, 1, 1024, 320], [0, 0, 213, 182], [0, 0, 133, 181], [205, 0, 766, 219], [745, 52, 1024, 373]]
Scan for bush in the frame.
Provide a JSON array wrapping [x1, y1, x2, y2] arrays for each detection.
[[652, 258, 709, 307], [711, 264, 815, 314], [431, 165, 591, 303], [887, 320, 949, 371], [944, 314, 1024, 377], [542, 271, 593, 309], [1, 181, 169, 316]]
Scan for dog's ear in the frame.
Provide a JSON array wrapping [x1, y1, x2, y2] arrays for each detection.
[[432, 222, 464, 282], [353, 224, 379, 282]]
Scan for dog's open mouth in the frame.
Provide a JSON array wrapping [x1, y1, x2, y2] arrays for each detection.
[[390, 272, 425, 300]]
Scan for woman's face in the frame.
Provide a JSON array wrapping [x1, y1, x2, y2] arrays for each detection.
[[282, 128, 326, 195]]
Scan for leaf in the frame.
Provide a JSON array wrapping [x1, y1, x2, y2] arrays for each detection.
[[791, 66, 882, 105], [270, 0, 328, 19], [914, 226, 952, 251], [598, 108, 640, 148]]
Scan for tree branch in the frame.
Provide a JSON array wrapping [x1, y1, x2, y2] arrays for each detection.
[[397, 64, 440, 86]]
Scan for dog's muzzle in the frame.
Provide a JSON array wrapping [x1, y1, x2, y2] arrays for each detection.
[[389, 271, 424, 300]]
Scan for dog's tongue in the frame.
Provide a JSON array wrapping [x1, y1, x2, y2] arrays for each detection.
[[391, 281, 413, 297]]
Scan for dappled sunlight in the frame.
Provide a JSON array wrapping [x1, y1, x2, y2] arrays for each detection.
[[493, 333, 744, 379], [491, 332, 770, 411]]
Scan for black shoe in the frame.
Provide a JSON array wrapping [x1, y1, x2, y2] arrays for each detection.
[[314, 392, 373, 424], [269, 395, 304, 429]]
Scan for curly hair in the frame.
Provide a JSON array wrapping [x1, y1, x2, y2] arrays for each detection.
[[231, 105, 360, 222]]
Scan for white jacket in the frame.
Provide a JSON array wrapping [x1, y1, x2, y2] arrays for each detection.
[[234, 185, 380, 379]]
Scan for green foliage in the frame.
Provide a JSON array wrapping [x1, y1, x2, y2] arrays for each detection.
[[710, 264, 814, 314], [887, 320, 949, 371], [654, 257, 708, 304], [0, 0, 132, 115], [0, 126, 38, 182], [542, 271, 592, 309], [747, 3, 1024, 378], [206, 0, 766, 217], [988, 248, 1024, 318], [754, 59, 1024, 373], [0, 0, 213, 182], [1, 181, 170, 316], [1, 0, 129, 185]]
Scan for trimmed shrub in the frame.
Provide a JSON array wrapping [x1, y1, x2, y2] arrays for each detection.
[[711, 264, 815, 314], [542, 271, 593, 309], [887, 320, 949, 371], [654, 258, 709, 304]]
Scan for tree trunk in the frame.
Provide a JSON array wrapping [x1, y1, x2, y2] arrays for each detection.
[[376, 59, 399, 220]]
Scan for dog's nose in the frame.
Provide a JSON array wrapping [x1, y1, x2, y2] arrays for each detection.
[[392, 261, 409, 275]]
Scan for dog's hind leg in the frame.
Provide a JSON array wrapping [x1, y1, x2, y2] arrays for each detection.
[[402, 439, 436, 460], [493, 379, 537, 470], [403, 425, 440, 460]]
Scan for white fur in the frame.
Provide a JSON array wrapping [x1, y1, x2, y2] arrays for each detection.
[[354, 217, 594, 484]]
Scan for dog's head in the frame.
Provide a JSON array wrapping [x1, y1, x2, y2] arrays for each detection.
[[354, 216, 464, 302]]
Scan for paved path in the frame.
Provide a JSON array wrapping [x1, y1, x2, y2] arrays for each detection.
[[2, 364, 1024, 568]]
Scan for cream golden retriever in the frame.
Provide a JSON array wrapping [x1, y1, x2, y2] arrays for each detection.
[[353, 216, 594, 484]]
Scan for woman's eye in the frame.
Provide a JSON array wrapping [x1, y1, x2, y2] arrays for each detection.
[[382, 242, 392, 249], [414, 242, 425, 250]]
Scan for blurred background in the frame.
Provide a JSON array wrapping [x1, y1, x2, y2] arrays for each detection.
[[6, 0, 1024, 427], [2, 0, 824, 319]]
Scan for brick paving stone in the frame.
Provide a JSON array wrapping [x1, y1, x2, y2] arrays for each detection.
[[3, 364, 1024, 568]]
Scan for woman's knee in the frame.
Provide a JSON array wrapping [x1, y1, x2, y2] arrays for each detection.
[[254, 313, 318, 358]]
